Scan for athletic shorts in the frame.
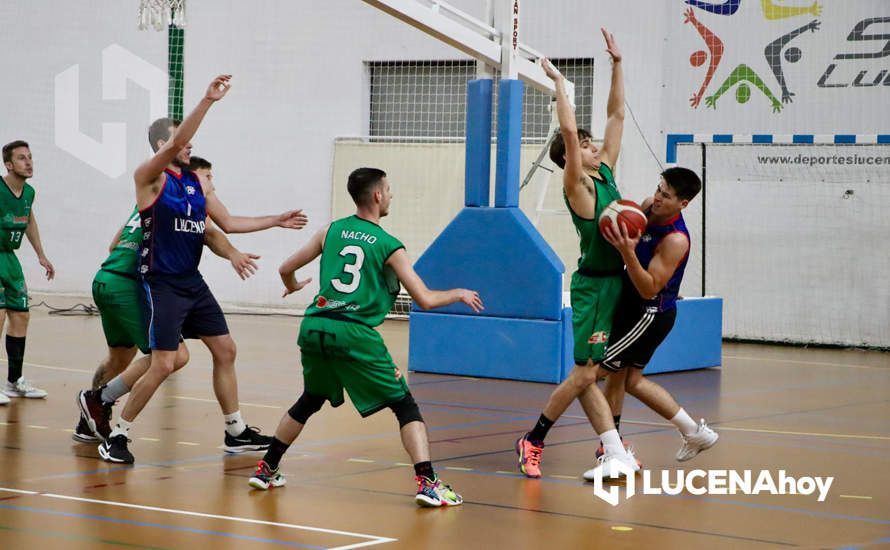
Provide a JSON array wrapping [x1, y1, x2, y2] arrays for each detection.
[[570, 271, 623, 365], [142, 273, 229, 351], [92, 269, 150, 354], [298, 315, 409, 417], [601, 301, 677, 371], [0, 252, 28, 311]]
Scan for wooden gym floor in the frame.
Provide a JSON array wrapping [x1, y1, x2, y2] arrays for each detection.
[[0, 295, 888, 549]]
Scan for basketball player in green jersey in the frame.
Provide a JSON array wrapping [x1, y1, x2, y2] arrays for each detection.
[[515, 29, 639, 480], [0, 140, 54, 404], [73, 206, 259, 442], [248, 167, 483, 507]]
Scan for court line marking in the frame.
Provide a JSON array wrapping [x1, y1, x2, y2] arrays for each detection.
[[603, 419, 890, 442], [0, 487, 397, 548], [723, 354, 889, 370], [839, 495, 873, 500]]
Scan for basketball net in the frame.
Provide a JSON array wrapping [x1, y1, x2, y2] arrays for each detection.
[[138, 0, 186, 31]]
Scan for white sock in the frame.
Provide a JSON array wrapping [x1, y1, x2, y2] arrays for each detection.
[[110, 418, 132, 438], [670, 408, 698, 436], [599, 429, 625, 456], [224, 410, 246, 436]]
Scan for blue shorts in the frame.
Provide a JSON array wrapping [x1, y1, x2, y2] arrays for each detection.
[[142, 273, 229, 351]]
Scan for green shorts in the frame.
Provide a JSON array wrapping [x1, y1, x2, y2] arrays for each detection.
[[92, 269, 150, 354], [298, 315, 409, 417], [570, 272, 623, 365], [0, 252, 28, 312]]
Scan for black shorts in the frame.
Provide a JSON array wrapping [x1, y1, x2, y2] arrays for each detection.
[[601, 303, 677, 372], [142, 273, 229, 351]]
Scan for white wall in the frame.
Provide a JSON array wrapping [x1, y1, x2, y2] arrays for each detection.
[[2, 0, 886, 311]]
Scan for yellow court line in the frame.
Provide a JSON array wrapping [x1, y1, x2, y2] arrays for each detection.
[[444, 466, 473, 472], [27, 425, 49, 429], [839, 495, 873, 500], [495, 471, 515, 475], [723, 354, 888, 370], [611, 526, 633, 532], [139, 437, 160, 442], [394, 462, 412, 467], [347, 458, 376, 464], [716, 426, 890, 441], [176, 441, 200, 446], [549, 474, 578, 480]]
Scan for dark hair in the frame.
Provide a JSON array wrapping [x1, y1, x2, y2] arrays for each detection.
[[2, 140, 29, 164], [661, 166, 702, 201], [148, 118, 181, 152], [189, 156, 212, 171], [347, 167, 387, 207], [548, 129, 592, 169]]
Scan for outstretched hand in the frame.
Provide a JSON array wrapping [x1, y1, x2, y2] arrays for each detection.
[[459, 289, 484, 313], [282, 276, 312, 298], [277, 209, 309, 230], [541, 58, 563, 82], [205, 74, 232, 102], [601, 28, 622, 63], [229, 251, 260, 280]]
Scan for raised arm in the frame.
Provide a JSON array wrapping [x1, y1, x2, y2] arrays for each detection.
[[25, 209, 54, 280], [542, 58, 595, 217], [386, 248, 482, 312], [599, 28, 625, 168], [204, 222, 260, 280], [279, 226, 326, 297], [133, 75, 231, 206]]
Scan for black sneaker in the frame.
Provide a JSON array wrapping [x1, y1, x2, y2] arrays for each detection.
[[77, 388, 113, 440], [98, 434, 134, 464], [72, 415, 100, 443], [223, 426, 273, 453]]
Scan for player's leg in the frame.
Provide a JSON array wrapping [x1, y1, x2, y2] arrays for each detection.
[[0, 305, 7, 406], [1, 253, 44, 398], [250, 317, 339, 490]]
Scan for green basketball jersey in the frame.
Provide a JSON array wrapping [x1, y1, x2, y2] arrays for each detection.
[[564, 163, 624, 273], [100, 207, 143, 276], [0, 177, 34, 252], [304, 215, 405, 327]]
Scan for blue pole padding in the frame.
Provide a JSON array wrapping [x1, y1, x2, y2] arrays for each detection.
[[464, 79, 493, 207], [494, 79, 523, 208]]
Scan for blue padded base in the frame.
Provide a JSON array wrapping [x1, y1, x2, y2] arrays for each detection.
[[644, 297, 723, 375], [409, 308, 572, 384]]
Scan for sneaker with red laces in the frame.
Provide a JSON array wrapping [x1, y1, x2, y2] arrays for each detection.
[[415, 476, 463, 507], [248, 460, 286, 490], [595, 439, 642, 468], [515, 433, 545, 478]]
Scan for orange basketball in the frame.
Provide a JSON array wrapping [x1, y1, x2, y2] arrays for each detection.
[[598, 200, 647, 238]]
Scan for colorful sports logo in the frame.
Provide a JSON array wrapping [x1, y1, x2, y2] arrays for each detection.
[[682, 0, 822, 113]]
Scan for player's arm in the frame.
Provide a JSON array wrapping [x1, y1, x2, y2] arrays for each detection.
[[133, 75, 231, 206], [25, 209, 54, 280], [386, 249, 483, 312], [604, 224, 688, 299], [599, 28, 625, 168], [204, 222, 260, 280], [204, 180, 307, 234], [279, 226, 326, 297], [541, 58, 596, 217]]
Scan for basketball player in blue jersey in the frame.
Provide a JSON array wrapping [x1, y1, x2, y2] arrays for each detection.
[[582, 167, 718, 480], [99, 75, 309, 463]]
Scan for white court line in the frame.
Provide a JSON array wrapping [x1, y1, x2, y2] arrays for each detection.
[[170, 395, 282, 409], [722, 354, 888, 370], [0, 487, 397, 548]]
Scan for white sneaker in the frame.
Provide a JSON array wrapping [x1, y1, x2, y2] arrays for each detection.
[[582, 449, 641, 481], [0, 392, 9, 405], [3, 378, 48, 399], [676, 419, 718, 462]]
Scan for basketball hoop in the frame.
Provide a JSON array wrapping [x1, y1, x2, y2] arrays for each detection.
[[138, 0, 186, 31]]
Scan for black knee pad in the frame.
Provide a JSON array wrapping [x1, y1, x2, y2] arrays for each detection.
[[389, 394, 424, 428], [287, 392, 326, 424]]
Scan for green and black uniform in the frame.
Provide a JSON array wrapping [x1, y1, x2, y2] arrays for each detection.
[[299, 215, 408, 417], [565, 163, 624, 365], [0, 177, 35, 311], [92, 207, 150, 353]]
